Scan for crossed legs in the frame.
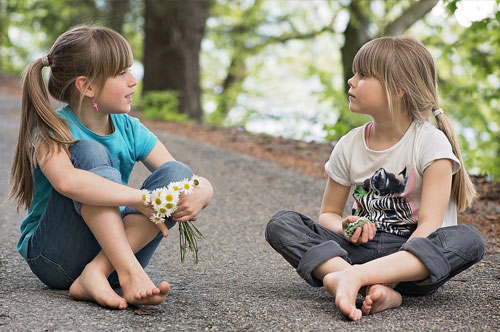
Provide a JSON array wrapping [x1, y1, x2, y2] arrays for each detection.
[[69, 207, 169, 309]]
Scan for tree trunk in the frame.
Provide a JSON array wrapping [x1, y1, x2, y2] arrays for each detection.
[[106, 0, 129, 34], [143, 0, 210, 121], [340, 1, 371, 94]]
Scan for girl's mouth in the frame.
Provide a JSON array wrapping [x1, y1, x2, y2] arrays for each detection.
[[125, 93, 133, 102]]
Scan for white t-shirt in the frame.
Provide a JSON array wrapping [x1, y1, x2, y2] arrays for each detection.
[[325, 120, 460, 237]]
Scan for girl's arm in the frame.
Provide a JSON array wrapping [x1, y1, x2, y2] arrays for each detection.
[[410, 158, 453, 240], [319, 177, 376, 245], [319, 177, 350, 233], [142, 140, 214, 223], [39, 144, 144, 210]]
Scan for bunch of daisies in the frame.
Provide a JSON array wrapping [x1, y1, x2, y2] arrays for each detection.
[[142, 176, 205, 264]]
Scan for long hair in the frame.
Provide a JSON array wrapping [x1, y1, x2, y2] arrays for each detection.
[[352, 36, 476, 211], [9, 25, 133, 210]]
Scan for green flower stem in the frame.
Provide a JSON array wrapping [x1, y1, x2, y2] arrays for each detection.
[[179, 221, 205, 264]]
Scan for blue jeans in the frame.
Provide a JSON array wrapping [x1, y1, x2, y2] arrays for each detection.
[[27, 140, 193, 289], [265, 210, 485, 296]]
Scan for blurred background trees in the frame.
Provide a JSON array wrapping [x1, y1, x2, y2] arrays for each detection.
[[1, 0, 499, 179]]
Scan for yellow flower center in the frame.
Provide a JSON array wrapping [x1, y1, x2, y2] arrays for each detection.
[[184, 184, 190, 189], [173, 185, 179, 191], [166, 194, 173, 202], [160, 208, 167, 214], [142, 193, 147, 201], [166, 203, 173, 209], [155, 198, 162, 205]]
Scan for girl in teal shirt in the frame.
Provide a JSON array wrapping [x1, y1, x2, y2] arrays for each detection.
[[10, 25, 213, 309]]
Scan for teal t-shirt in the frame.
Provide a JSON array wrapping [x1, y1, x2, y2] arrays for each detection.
[[17, 105, 157, 259]]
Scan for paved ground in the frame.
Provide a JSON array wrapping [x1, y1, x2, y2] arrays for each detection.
[[0, 88, 499, 331]]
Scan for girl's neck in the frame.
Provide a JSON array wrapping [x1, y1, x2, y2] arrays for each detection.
[[71, 102, 113, 136], [367, 116, 412, 151]]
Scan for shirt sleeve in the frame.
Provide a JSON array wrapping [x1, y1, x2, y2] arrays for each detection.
[[418, 127, 460, 175], [325, 135, 352, 186], [129, 116, 158, 161]]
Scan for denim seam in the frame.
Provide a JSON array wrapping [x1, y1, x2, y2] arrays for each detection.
[[27, 254, 75, 284], [438, 230, 478, 261]]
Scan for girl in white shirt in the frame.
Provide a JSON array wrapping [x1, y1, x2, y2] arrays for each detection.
[[265, 36, 484, 321]]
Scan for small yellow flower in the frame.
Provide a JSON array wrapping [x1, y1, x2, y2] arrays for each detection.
[[168, 181, 182, 192], [141, 189, 151, 205], [180, 178, 194, 194], [150, 213, 164, 224]]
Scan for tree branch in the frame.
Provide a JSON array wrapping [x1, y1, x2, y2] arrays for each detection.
[[383, 0, 439, 36]]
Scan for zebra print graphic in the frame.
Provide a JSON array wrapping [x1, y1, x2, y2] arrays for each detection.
[[352, 167, 417, 236]]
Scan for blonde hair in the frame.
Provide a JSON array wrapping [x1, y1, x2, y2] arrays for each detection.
[[9, 25, 133, 210], [352, 36, 476, 211]]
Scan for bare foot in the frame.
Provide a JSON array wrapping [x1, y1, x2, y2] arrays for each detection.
[[119, 270, 170, 306], [362, 284, 402, 315], [323, 271, 363, 321], [70, 266, 128, 310]]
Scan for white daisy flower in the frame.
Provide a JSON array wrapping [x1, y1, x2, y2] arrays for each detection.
[[150, 187, 168, 207], [180, 178, 194, 195], [164, 188, 180, 204], [192, 175, 201, 187], [141, 189, 151, 205], [168, 181, 182, 193], [150, 213, 164, 224], [153, 199, 177, 217]]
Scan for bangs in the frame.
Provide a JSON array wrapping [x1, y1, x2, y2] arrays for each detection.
[[90, 27, 133, 83], [352, 37, 395, 80]]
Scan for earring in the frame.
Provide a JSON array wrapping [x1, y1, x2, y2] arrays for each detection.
[[92, 102, 99, 112]]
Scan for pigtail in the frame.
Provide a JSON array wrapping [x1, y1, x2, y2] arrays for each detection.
[[433, 110, 477, 211], [9, 58, 74, 210]]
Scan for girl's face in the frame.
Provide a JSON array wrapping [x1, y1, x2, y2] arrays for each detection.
[[347, 73, 388, 118], [95, 67, 137, 114]]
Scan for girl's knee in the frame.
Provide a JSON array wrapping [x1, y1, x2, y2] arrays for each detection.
[[145, 161, 193, 189], [458, 225, 485, 261], [265, 210, 303, 245], [69, 140, 113, 170]]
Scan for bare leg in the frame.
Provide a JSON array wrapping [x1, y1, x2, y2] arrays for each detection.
[[70, 206, 169, 307], [324, 251, 429, 321]]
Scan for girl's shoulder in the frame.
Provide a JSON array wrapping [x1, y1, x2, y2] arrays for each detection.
[[333, 123, 369, 152], [413, 120, 451, 146], [339, 123, 368, 143]]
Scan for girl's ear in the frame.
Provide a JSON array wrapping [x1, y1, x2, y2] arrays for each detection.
[[74, 76, 95, 98]]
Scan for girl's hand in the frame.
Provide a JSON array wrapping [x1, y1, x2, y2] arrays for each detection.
[[172, 189, 206, 223], [132, 199, 169, 237], [343, 216, 376, 245]]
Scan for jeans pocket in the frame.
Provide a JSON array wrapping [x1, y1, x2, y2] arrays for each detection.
[[27, 255, 74, 290]]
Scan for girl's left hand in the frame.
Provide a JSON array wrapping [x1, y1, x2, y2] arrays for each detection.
[[172, 190, 206, 223], [133, 200, 169, 237], [343, 217, 377, 245]]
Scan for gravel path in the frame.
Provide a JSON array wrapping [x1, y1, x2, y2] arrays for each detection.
[[0, 89, 498, 331]]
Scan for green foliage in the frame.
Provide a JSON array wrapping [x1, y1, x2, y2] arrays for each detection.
[[0, 0, 143, 74], [140, 90, 191, 123], [423, 14, 500, 179]]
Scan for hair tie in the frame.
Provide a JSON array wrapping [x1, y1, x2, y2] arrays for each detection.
[[432, 108, 444, 117], [41, 56, 50, 67]]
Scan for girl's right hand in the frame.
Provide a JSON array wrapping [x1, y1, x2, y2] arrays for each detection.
[[132, 200, 169, 238], [342, 216, 376, 245]]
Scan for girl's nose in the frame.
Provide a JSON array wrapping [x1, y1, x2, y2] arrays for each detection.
[[348, 75, 355, 87], [128, 73, 137, 87]]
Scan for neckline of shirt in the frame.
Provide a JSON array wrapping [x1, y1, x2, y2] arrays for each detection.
[[362, 120, 416, 153]]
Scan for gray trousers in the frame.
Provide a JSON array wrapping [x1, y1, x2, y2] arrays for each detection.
[[265, 210, 485, 296]]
